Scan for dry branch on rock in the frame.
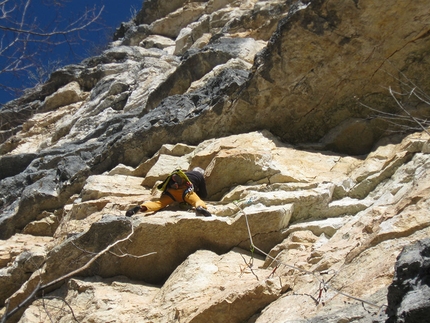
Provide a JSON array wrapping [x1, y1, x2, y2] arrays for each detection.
[[1, 0, 430, 322]]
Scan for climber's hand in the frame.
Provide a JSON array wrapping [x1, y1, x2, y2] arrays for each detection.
[[126, 206, 141, 217]]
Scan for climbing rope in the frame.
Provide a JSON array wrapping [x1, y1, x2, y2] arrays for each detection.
[[233, 198, 388, 312]]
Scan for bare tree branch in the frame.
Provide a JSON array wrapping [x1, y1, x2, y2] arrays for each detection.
[[0, 6, 104, 37], [0, 0, 105, 101], [359, 67, 430, 137], [41, 296, 79, 323], [1, 221, 156, 322], [388, 86, 430, 136]]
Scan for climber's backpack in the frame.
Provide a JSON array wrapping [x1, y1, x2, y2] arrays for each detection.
[[157, 169, 193, 192]]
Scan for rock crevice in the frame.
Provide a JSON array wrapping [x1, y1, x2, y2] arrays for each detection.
[[1, 0, 430, 322]]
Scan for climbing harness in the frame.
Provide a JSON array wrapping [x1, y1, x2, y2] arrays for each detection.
[[158, 169, 194, 203]]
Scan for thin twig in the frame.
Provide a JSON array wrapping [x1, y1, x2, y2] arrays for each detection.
[[41, 296, 79, 322], [109, 250, 157, 259], [236, 198, 387, 310], [239, 253, 259, 281], [1, 220, 156, 321], [389, 86, 430, 136], [41, 297, 55, 323]]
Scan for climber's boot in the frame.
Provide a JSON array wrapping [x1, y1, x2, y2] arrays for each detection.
[[196, 206, 211, 217]]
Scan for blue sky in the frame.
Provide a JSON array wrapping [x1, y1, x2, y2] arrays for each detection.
[[0, 0, 144, 105]]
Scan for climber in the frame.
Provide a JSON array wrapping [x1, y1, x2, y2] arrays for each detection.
[[125, 167, 211, 217]]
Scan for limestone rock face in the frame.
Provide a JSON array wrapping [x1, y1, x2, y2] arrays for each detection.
[[2, 130, 430, 323], [43, 81, 88, 112], [385, 239, 430, 323], [1, 0, 430, 322], [0, 235, 53, 306]]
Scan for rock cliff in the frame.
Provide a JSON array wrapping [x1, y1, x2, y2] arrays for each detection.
[[1, 0, 430, 322]]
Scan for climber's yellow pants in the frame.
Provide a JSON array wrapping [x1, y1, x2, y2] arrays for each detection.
[[142, 188, 206, 212]]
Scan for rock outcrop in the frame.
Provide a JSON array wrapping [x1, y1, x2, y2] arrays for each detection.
[[386, 239, 430, 323], [1, 0, 430, 322]]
